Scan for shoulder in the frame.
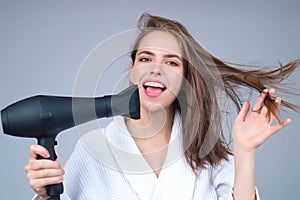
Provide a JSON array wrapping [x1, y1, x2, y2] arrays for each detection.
[[63, 120, 118, 181], [66, 118, 128, 167], [75, 118, 122, 150]]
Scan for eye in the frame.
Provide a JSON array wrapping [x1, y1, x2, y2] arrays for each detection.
[[166, 60, 179, 66], [139, 57, 151, 62]]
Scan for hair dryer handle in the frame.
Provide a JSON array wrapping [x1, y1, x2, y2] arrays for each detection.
[[38, 137, 63, 200]]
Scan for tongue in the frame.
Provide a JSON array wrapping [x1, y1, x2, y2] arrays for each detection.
[[146, 87, 163, 96]]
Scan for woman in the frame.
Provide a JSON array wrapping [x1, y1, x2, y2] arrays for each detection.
[[25, 14, 299, 200]]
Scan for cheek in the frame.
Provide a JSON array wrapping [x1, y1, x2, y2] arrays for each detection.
[[130, 66, 142, 84], [130, 64, 153, 84], [169, 80, 183, 96], [167, 70, 184, 95]]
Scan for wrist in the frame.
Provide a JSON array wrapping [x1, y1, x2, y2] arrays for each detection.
[[233, 143, 256, 169], [233, 141, 257, 156]]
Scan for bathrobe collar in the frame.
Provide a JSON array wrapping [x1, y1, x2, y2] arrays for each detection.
[[105, 111, 196, 199]]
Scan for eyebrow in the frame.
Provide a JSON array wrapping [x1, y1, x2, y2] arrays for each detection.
[[137, 50, 183, 61]]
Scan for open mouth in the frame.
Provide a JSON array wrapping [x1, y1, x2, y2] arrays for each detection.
[[143, 81, 166, 97]]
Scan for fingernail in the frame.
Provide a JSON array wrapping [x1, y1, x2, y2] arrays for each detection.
[[263, 89, 269, 94]]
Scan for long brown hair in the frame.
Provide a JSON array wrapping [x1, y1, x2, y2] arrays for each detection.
[[130, 13, 300, 172]]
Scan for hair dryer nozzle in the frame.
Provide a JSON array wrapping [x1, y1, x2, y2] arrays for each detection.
[[110, 85, 140, 119], [1, 110, 9, 133], [1, 108, 8, 133]]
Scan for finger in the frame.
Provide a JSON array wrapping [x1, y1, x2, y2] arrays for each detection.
[[271, 97, 282, 122], [269, 118, 292, 135], [26, 159, 62, 171], [260, 105, 269, 117], [29, 144, 50, 160], [268, 88, 275, 99], [274, 96, 282, 109], [268, 88, 280, 111], [27, 168, 65, 180], [54, 145, 60, 160], [252, 89, 268, 112], [254, 118, 292, 145], [269, 111, 277, 125], [237, 100, 250, 121], [29, 176, 64, 192], [266, 95, 281, 124], [34, 187, 48, 198]]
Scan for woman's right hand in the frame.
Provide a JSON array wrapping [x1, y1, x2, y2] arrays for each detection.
[[24, 144, 65, 199]]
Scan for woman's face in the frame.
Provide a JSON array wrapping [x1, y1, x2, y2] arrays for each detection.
[[130, 30, 184, 112]]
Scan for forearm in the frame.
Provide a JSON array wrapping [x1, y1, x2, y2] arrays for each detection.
[[233, 145, 256, 200]]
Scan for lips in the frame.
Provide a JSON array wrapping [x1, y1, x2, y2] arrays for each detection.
[[143, 81, 166, 97]]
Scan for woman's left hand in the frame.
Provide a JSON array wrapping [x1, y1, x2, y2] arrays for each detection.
[[231, 88, 292, 153]]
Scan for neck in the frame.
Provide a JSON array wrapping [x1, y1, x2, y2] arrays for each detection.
[[126, 105, 175, 177], [126, 105, 175, 141]]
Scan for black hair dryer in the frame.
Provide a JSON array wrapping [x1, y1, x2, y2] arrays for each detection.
[[1, 85, 140, 200]]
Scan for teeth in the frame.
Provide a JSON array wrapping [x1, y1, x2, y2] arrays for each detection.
[[144, 82, 165, 89]]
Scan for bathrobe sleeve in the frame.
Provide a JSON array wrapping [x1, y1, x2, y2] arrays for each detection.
[[212, 155, 260, 200]]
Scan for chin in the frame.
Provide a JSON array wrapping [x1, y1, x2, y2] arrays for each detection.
[[142, 102, 165, 112], [141, 100, 175, 115]]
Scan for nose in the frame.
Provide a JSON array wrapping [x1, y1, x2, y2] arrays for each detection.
[[150, 63, 162, 76]]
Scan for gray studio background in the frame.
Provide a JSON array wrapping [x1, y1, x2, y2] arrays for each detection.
[[1, 1, 299, 199]]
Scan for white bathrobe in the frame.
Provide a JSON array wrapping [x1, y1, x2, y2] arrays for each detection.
[[34, 112, 260, 200]]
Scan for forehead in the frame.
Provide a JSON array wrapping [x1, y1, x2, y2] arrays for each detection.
[[137, 30, 182, 56]]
